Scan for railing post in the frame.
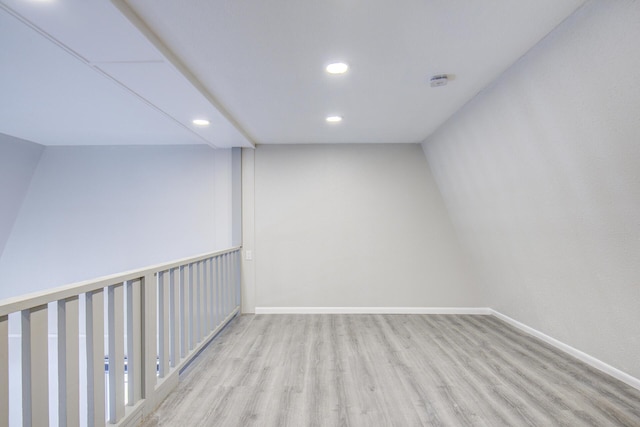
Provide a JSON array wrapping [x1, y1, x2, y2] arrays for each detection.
[[0, 314, 8, 427], [58, 296, 79, 427], [22, 304, 49, 427]]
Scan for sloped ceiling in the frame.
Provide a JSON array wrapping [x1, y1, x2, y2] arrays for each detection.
[[1, 0, 585, 147], [0, 0, 252, 148]]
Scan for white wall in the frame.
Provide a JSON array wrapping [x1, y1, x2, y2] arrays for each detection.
[[250, 143, 478, 309], [0, 144, 238, 299], [422, 0, 640, 379], [0, 133, 43, 259]]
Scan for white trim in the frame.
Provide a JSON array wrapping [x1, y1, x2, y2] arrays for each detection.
[[490, 309, 640, 392], [255, 307, 491, 315]]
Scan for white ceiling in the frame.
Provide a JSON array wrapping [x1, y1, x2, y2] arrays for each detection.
[[0, 0, 252, 147], [123, 0, 586, 144], [1, 0, 585, 147]]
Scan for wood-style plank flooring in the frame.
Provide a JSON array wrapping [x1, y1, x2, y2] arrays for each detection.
[[141, 314, 640, 426]]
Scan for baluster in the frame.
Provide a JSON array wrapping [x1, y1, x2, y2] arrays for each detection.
[[209, 258, 215, 331], [217, 257, 223, 326], [179, 266, 187, 358], [158, 271, 170, 378], [188, 263, 196, 350], [0, 314, 8, 427], [199, 261, 206, 341], [107, 284, 125, 422], [142, 273, 157, 401], [58, 297, 79, 427], [86, 290, 105, 427], [21, 304, 49, 427], [194, 262, 201, 343], [211, 257, 217, 328], [215, 257, 222, 327], [170, 268, 180, 368], [225, 254, 231, 315], [230, 252, 237, 309], [221, 256, 225, 319], [232, 253, 237, 311], [126, 279, 142, 405], [228, 253, 233, 314], [229, 254, 234, 313], [227, 254, 232, 313], [201, 260, 209, 336], [236, 251, 241, 307]]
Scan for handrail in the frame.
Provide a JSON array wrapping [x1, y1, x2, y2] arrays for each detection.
[[0, 246, 241, 316]]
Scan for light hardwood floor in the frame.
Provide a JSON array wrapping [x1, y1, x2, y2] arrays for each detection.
[[141, 314, 640, 426]]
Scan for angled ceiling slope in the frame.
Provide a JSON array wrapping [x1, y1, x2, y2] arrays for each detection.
[[123, 0, 585, 144], [0, 0, 253, 148]]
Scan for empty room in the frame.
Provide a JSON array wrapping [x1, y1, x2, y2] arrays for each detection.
[[1, 0, 639, 426]]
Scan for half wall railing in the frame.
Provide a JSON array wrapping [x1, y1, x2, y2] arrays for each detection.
[[0, 246, 242, 427]]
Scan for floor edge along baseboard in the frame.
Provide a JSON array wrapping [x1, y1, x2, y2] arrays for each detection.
[[490, 309, 640, 392], [254, 307, 491, 315]]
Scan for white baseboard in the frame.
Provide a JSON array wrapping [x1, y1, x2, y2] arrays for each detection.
[[255, 307, 491, 315], [490, 309, 640, 392]]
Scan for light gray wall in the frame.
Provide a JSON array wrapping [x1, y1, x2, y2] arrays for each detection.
[[422, 0, 640, 378], [0, 133, 44, 259], [231, 147, 243, 246], [252, 143, 478, 308], [0, 144, 238, 299]]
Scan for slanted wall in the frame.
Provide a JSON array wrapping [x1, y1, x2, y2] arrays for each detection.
[[422, 0, 640, 379]]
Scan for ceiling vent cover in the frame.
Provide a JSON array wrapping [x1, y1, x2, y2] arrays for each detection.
[[430, 74, 449, 87]]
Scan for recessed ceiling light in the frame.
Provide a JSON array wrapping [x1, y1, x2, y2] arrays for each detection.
[[326, 62, 349, 74], [192, 119, 210, 126], [326, 116, 342, 123]]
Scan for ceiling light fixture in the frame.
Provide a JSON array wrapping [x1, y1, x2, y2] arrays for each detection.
[[326, 62, 349, 74], [192, 119, 210, 126], [326, 116, 342, 123]]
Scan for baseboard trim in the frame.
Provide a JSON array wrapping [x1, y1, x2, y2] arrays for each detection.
[[255, 307, 491, 315], [490, 309, 640, 392]]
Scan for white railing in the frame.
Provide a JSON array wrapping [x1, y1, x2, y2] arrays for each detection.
[[0, 247, 242, 427]]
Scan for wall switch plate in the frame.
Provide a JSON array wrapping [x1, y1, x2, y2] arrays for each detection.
[[245, 250, 253, 261]]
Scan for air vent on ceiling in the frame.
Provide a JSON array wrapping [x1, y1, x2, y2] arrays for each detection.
[[430, 74, 449, 87]]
